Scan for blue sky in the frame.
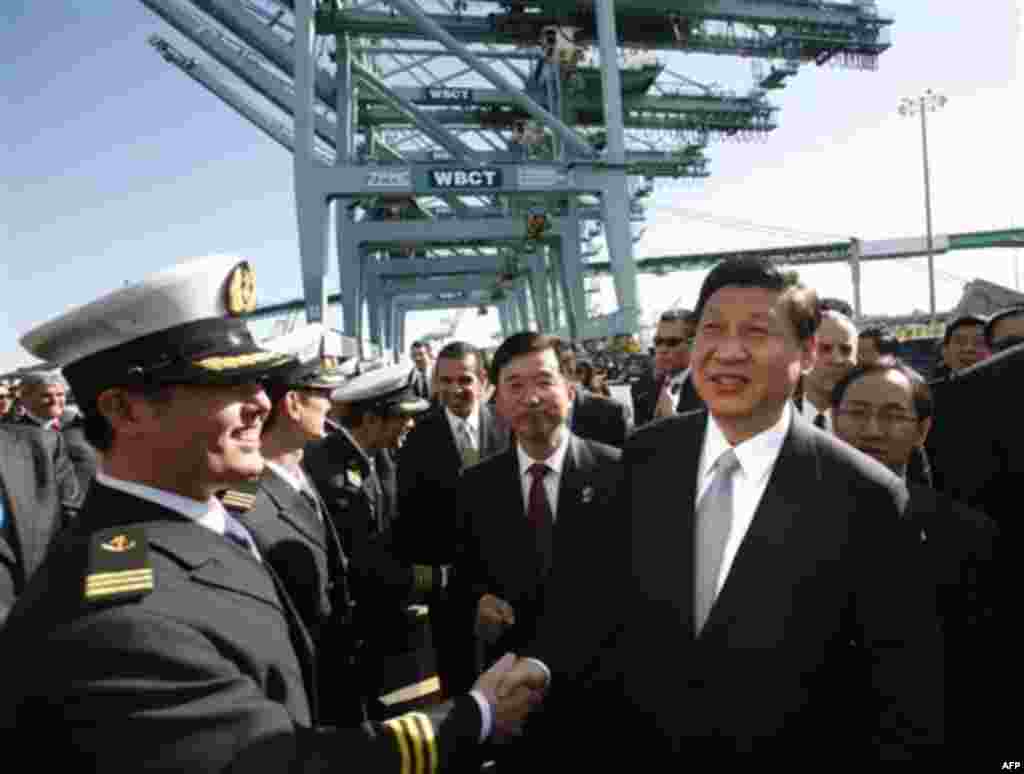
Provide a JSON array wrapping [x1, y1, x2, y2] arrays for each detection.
[[3, 1, 1021, 370]]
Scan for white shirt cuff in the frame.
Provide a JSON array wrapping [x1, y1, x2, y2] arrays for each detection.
[[469, 689, 493, 742], [525, 658, 552, 688]]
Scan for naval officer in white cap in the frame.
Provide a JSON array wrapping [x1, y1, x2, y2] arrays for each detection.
[[0, 256, 543, 772], [304, 364, 452, 717]]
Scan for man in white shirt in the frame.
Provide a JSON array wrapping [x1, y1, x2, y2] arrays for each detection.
[[800, 308, 858, 432], [501, 257, 944, 764], [0, 256, 538, 771]]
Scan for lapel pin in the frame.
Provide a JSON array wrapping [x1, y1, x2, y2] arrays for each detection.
[[581, 486, 595, 504]]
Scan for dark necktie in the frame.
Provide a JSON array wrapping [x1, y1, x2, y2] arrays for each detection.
[[814, 413, 827, 430], [526, 463, 555, 574], [223, 511, 260, 559]]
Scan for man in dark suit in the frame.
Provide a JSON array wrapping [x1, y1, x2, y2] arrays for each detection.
[[0, 424, 83, 623], [455, 333, 621, 671], [454, 332, 621, 769], [13, 370, 99, 490], [1, 256, 538, 770], [631, 308, 702, 426], [409, 339, 434, 401], [502, 257, 944, 763], [830, 357, 1001, 758], [397, 341, 510, 696]]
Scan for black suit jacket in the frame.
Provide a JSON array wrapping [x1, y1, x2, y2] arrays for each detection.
[[0, 425, 82, 622], [905, 483, 1000, 755], [570, 388, 632, 448], [454, 433, 621, 664], [396, 404, 509, 567], [529, 410, 943, 763], [0, 483, 486, 771], [12, 411, 98, 493]]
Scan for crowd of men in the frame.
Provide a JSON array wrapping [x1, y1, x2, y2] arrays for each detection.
[[0, 254, 1020, 769]]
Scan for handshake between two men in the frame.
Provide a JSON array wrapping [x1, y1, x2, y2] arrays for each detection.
[[471, 594, 552, 742]]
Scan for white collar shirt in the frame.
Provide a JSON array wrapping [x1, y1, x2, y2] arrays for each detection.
[[516, 428, 571, 521], [446, 405, 481, 450], [799, 398, 832, 432], [696, 402, 791, 595], [95, 471, 229, 537]]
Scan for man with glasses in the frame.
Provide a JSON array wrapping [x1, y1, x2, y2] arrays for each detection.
[[831, 357, 1001, 759], [632, 308, 702, 425]]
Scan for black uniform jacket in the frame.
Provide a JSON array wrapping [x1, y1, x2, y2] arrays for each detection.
[[527, 410, 944, 764], [0, 424, 82, 622], [0, 483, 484, 773]]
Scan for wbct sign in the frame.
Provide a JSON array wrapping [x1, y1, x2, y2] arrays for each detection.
[[428, 168, 503, 189]]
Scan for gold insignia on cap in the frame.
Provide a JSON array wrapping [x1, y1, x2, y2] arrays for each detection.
[[101, 534, 136, 553], [225, 261, 257, 316], [194, 351, 290, 371]]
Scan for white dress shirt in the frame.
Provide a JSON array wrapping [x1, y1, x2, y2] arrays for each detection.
[[668, 368, 691, 395], [445, 405, 480, 450], [696, 402, 792, 595], [516, 428, 571, 520], [96, 471, 232, 538]]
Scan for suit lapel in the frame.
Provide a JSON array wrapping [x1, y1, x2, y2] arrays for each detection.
[[632, 413, 707, 639], [258, 469, 327, 551]]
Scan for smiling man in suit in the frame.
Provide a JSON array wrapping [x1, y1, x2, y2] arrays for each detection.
[[501, 257, 944, 764], [397, 340, 510, 696], [454, 332, 621, 771]]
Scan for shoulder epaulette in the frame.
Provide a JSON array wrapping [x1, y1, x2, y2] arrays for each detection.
[[85, 526, 153, 603], [218, 478, 261, 512], [383, 711, 438, 774]]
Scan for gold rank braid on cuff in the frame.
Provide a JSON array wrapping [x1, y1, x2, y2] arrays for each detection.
[[383, 717, 412, 774]]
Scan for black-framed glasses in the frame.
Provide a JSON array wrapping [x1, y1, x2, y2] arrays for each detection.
[[834, 406, 919, 429]]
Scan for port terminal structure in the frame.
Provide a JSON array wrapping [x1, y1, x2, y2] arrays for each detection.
[[143, 0, 894, 350]]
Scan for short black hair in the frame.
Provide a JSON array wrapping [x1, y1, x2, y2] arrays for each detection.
[[942, 314, 986, 345], [695, 257, 820, 342], [830, 356, 933, 421], [489, 331, 565, 383], [658, 308, 696, 325], [858, 324, 899, 355], [984, 305, 1024, 348], [437, 340, 483, 370]]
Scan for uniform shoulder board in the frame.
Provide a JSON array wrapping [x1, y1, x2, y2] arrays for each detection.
[[85, 526, 153, 604], [382, 711, 438, 774], [218, 478, 260, 513]]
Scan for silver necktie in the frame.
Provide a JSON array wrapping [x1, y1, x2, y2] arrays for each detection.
[[694, 448, 739, 633]]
